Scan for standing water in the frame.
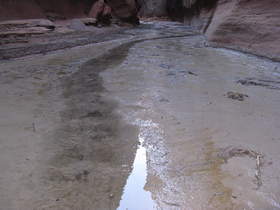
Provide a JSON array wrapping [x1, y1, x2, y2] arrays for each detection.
[[117, 134, 155, 210]]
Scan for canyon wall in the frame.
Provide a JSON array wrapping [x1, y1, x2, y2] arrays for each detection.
[[137, 0, 280, 61], [0, 0, 279, 60], [137, 0, 167, 17], [0, 0, 91, 20], [205, 0, 280, 61], [0, 0, 139, 24], [107, 0, 139, 24]]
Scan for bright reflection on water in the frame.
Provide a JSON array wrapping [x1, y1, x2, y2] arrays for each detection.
[[117, 136, 155, 210]]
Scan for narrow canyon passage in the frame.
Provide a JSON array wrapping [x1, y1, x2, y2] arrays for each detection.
[[0, 22, 280, 210]]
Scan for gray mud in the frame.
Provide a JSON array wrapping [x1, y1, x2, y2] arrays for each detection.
[[43, 46, 140, 209], [0, 21, 280, 210]]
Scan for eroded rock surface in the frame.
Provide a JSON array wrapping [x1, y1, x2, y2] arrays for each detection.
[[137, 0, 167, 17], [205, 0, 280, 61], [0, 0, 139, 24], [137, 0, 280, 61]]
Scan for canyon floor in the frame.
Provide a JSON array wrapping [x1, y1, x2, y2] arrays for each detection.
[[0, 21, 280, 210]]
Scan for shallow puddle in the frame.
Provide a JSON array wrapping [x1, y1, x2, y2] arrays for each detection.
[[117, 134, 155, 210]]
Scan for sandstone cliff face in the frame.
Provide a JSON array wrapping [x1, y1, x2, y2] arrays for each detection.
[[205, 0, 280, 61], [107, 0, 139, 24], [137, 0, 167, 17], [1, 0, 279, 61], [0, 0, 89, 21], [137, 0, 279, 61], [0, 0, 139, 24]]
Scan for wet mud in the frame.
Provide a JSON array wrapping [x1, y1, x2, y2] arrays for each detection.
[[0, 21, 280, 210], [237, 78, 280, 90], [101, 32, 280, 209], [43, 43, 143, 209]]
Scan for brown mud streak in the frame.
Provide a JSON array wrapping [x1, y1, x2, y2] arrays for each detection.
[[177, 129, 234, 208], [43, 42, 142, 209], [205, 141, 233, 208]]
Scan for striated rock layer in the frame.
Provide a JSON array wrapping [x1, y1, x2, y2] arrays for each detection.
[[0, 0, 89, 20], [206, 0, 280, 61], [107, 0, 139, 24], [0, 0, 139, 24], [137, 0, 167, 17], [1, 0, 279, 60], [137, 0, 279, 61]]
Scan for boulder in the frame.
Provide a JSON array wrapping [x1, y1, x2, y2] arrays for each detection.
[[89, 0, 112, 26], [68, 19, 88, 31], [107, 0, 139, 25], [138, 0, 168, 17], [103, 5, 112, 16], [33, 19, 55, 29], [89, 0, 105, 19], [80, 18, 98, 26]]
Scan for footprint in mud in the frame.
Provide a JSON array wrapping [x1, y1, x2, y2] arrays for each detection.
[[218, 146, 263, 189], [226, 91, 249, 101], [218, 146, 262, 163]]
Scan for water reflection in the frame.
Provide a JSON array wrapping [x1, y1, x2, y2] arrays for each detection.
[[117, 135, 155, 210]]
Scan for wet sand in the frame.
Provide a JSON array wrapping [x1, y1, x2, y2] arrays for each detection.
[[0, 21, 280, 209]]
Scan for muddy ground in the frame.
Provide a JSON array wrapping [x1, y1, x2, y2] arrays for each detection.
[[0, 21, 280, 210], [0, 25, 125, 60]]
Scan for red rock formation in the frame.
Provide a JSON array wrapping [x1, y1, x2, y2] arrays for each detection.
[[138, 0, 168, 17], [205, 0, 280, 61], [0, 0, 45, 21], [89, 0, 112, 25], [89, 0, 106, 18], [107, 0, 139, 24], [138, 0, 279, 60], [0, 0, 89, 21], [0, 0, 139, 24], [37, 0, 88, 19]]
